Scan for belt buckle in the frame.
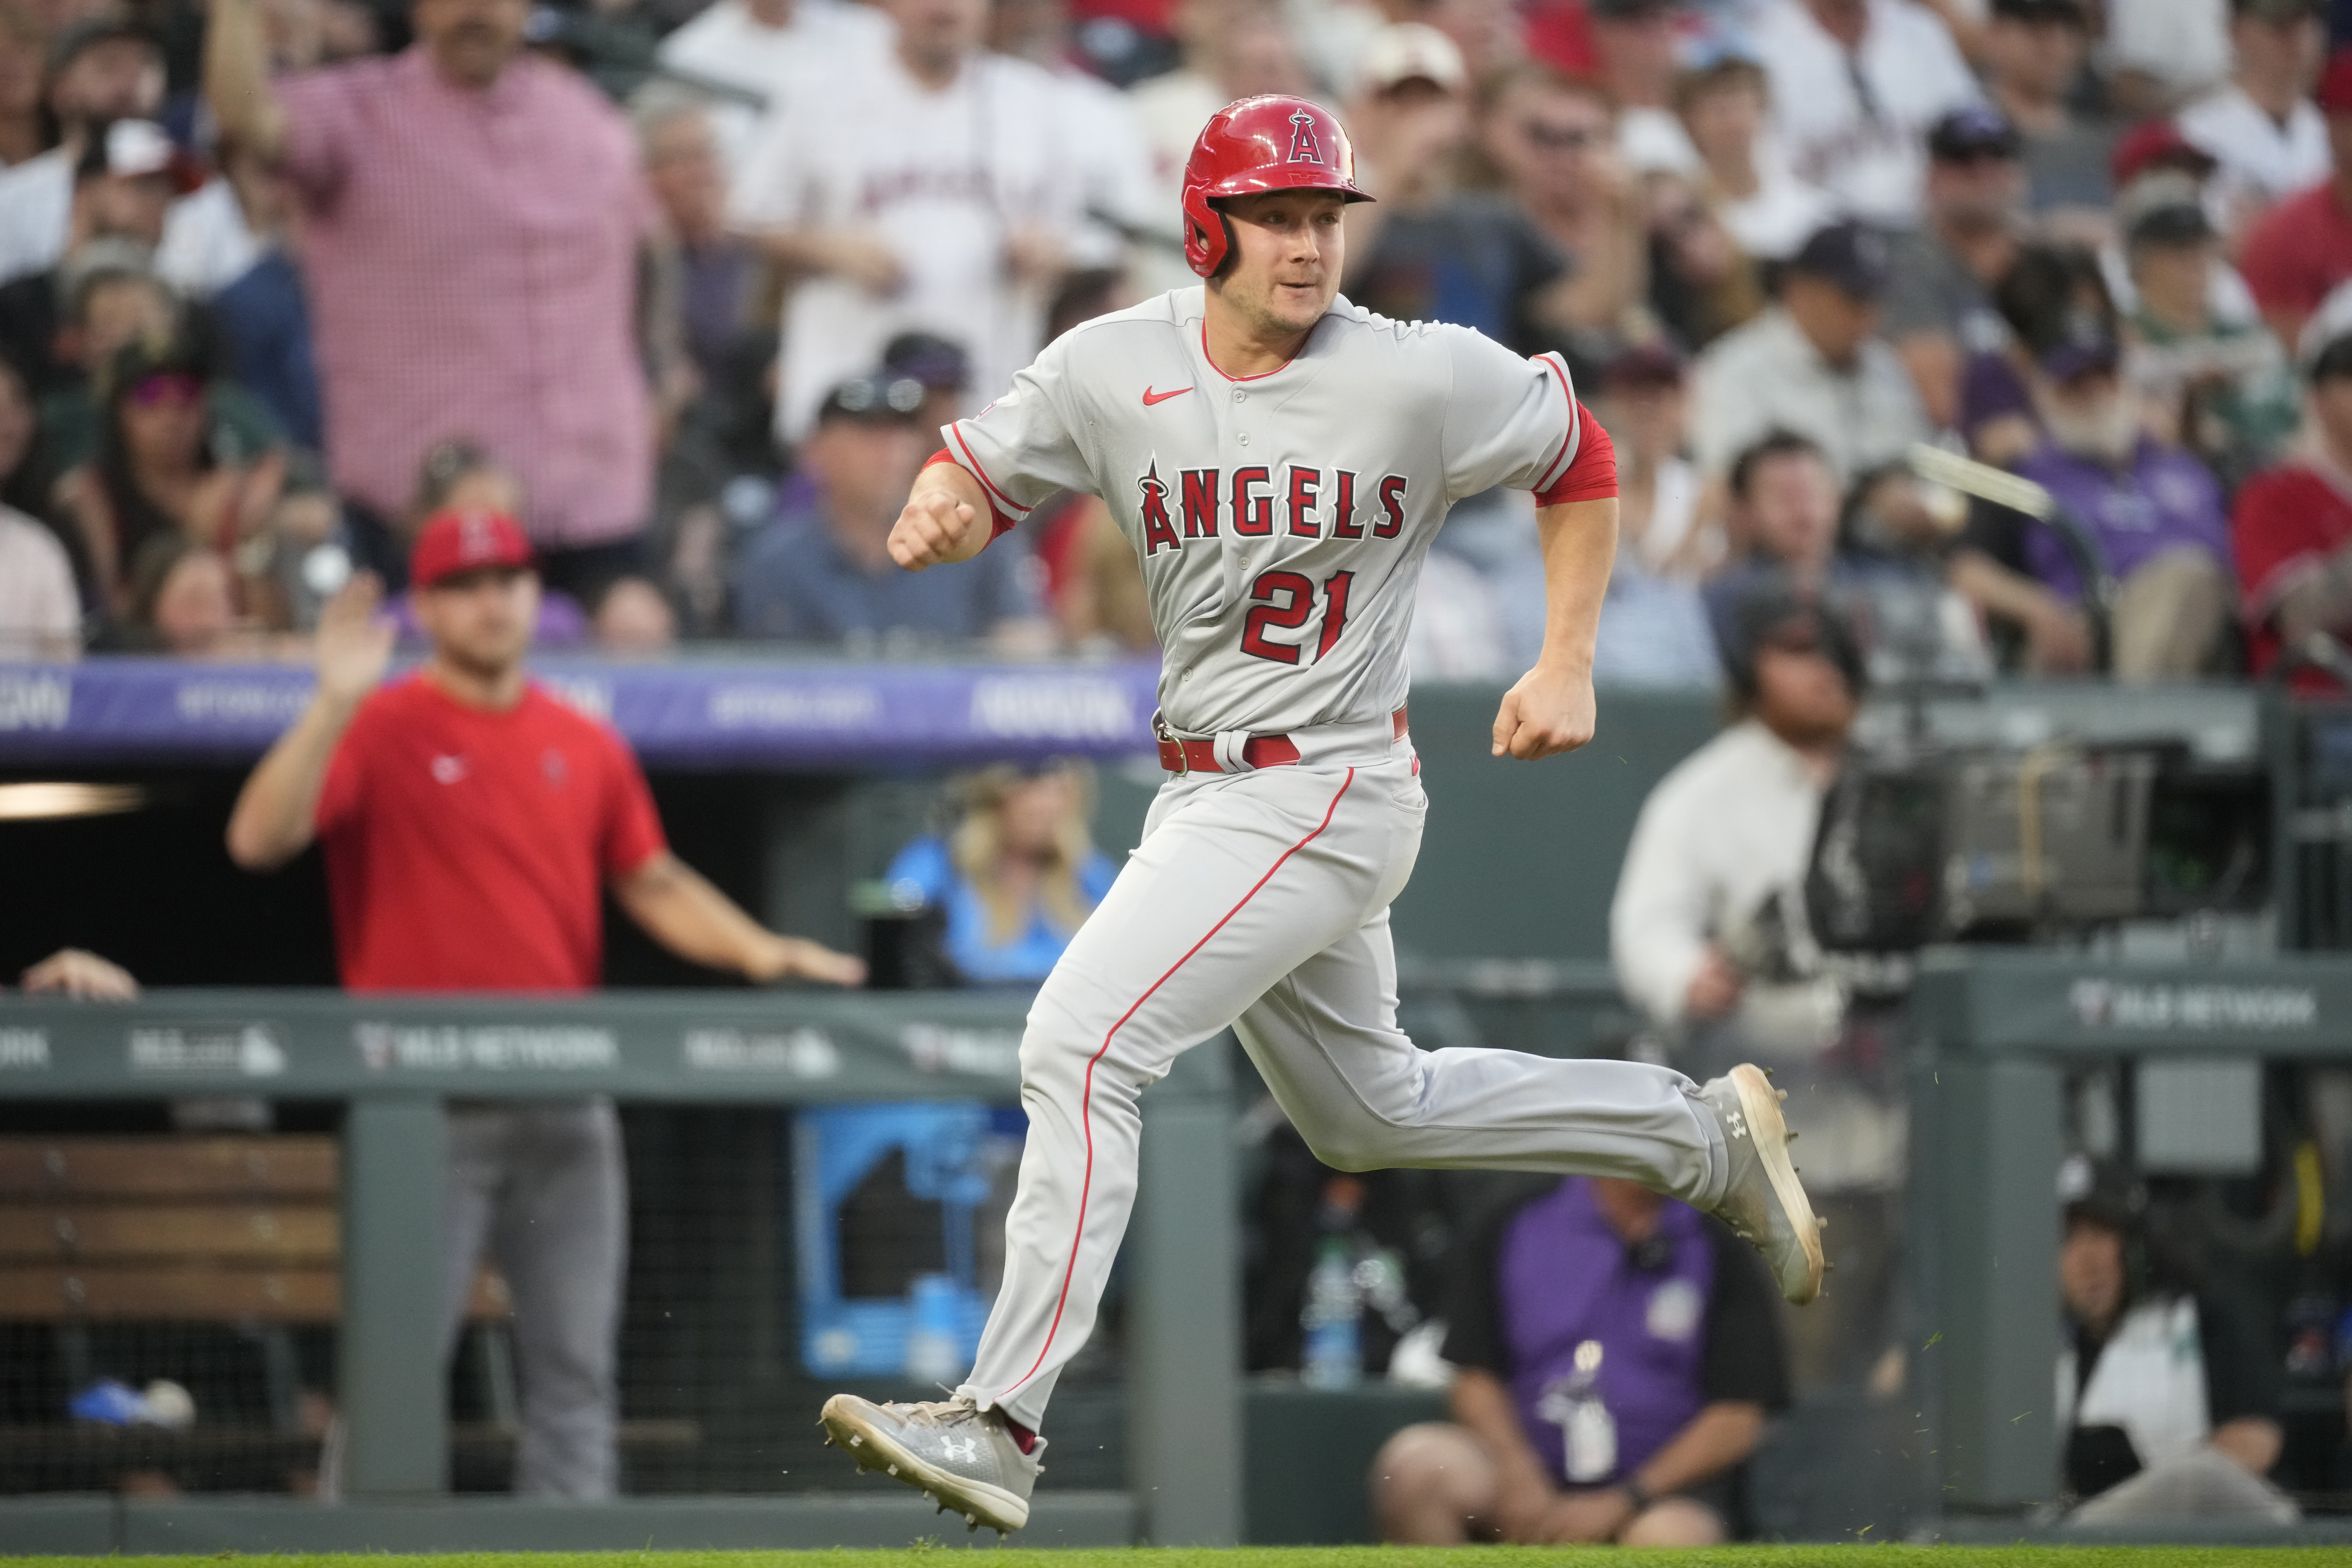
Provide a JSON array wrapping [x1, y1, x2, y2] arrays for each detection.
[[1153, 712, 1188, 776]]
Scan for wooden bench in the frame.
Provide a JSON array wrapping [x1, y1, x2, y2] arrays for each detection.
[[0, 1135, 508, 1324]]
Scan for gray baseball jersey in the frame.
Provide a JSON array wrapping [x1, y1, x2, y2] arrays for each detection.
[[942, 286, 1585, 735]]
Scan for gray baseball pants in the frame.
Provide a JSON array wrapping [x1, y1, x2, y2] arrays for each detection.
[[440, 1099, 627, 1498], [959, 726, 1729, 1428]]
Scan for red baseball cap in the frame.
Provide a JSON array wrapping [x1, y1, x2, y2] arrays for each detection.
[[410, 507, 534, 588], [2110, 118, 2217, 188], [2319, 46, 2352, 116]]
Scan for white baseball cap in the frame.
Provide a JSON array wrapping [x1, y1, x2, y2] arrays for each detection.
[[1355, 23, 1466, 96]]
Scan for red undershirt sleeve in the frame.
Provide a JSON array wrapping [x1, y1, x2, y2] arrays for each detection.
[[1533, 403, 1618, 506], [924, 448, 1020, 543]]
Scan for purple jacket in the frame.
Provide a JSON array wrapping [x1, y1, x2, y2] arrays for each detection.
[[2014, 438, 2231, 603]]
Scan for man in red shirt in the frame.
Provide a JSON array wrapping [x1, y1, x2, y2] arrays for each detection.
[[2239, 47, 2352, 351], [2233, 330, 2352, 687], [226, 508, 861, 1496]]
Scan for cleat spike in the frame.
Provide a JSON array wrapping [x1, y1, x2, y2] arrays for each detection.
[[1777, 1089, 1788, 1102], [965, 1515, 977, 1527], [848, 1435, 862, 1447], [1818, 1215, 1829, 1229], [1761, 1067, 1774, 1078], [887, 1465, 897, 1476]]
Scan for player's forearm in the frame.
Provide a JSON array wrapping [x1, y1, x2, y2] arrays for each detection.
[[224, 692, 358, 869], [204, 0, 288, 163], [1530, 497, 1617, 676], [1627, 1402, 1763, 1498], [611, 852, 777, 977]]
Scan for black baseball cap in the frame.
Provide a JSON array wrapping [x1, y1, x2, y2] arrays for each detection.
[[2032, 311, 2122, 382], [2058, 1152, 2142, 1233], [882, 332, 971, 392], [816, 372, 929, 426], [1787, 220, 1892, 301], [46, 14, 158, 77], [1721, 580, 1868, 700], [1928, 105, 2022, 163]]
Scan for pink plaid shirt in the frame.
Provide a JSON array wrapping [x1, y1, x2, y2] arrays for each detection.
[[280, 48, 655, 549]]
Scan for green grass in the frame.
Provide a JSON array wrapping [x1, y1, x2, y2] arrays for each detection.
[[11, 1550, 2352, 1567]]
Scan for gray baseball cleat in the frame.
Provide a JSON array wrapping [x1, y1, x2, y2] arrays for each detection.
[[1698, 1063, 1825, 1305], [819, 1393, 1044, 1534]]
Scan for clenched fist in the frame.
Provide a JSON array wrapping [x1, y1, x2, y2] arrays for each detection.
[[1491, 663, 1598, 760], [888, 485, 985, 570]]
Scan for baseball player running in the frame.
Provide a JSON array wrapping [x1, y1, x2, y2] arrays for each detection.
[[820, 95, 1822, 1533]]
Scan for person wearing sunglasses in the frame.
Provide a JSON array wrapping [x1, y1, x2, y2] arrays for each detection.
[[56, 332, 288, 625]]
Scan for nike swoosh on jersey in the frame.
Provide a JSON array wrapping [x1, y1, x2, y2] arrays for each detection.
[[1142, 385, 1193, 406]]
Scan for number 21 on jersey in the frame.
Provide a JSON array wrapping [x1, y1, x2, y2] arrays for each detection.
[[1240, 570, 1353, 665]]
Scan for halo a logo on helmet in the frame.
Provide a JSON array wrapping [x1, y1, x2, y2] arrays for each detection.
[[1287, 110, 1325, 165]]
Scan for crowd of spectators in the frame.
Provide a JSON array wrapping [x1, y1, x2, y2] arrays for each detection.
[[0, 0, 2348, 688]]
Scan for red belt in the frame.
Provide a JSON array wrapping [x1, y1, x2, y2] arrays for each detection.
[[1156, 708, 1408, 775]]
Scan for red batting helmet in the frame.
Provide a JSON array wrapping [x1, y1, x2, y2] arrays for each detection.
[[1180, 95, 1372, 279]]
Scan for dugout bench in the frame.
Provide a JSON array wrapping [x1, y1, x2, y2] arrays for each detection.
[[0, 990, 1231, 1552]]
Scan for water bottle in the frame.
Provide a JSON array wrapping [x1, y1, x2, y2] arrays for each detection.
[[1301, 1233, 1364, 1388], [1536, 1339, 1617, 1483]]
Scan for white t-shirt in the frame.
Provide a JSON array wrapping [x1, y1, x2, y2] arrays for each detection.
[[1125, 68, 1231, 297], [0, 148, 71, 287], [157, 177, 265, 298], [1748, 0, 1979, 227], [2058, 1295, 2212, 1475], [2102, 0, 2231, 101], [1621, 106, 1702, 177], [732, 46, 1084, 441], [1718, 152, 1842, 262], [2177, 85, 2331, 210], [0, 507, 80, 659], [1045, 63, 1157, 274], [658, 0, 893, 176], [941, 287, 1581, 735]]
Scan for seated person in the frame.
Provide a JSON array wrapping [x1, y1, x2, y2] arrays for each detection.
[[882, 761, 1117, 985], [1590, 343, 1718, 690], [734, 372, 1050, 652], [1690, 221, 1928, 488], [2009, 299, 2235, 681], [54, 331, 287, 623], [2056, 1155, 2295, 1524], [1702, 431, 1986, 685], [2120, 178, 2300, 486], [1369, 1174, 1790, 1545], [2233, 329, 2352, 689]]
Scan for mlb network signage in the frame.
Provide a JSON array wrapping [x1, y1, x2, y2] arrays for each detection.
[[0, 659, 1160, 766], [1923, 957, 2352, 1055]]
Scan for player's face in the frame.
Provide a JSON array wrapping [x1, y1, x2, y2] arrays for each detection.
[[416, 566, 538, 677], [1213, 189, 1346, 340]]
